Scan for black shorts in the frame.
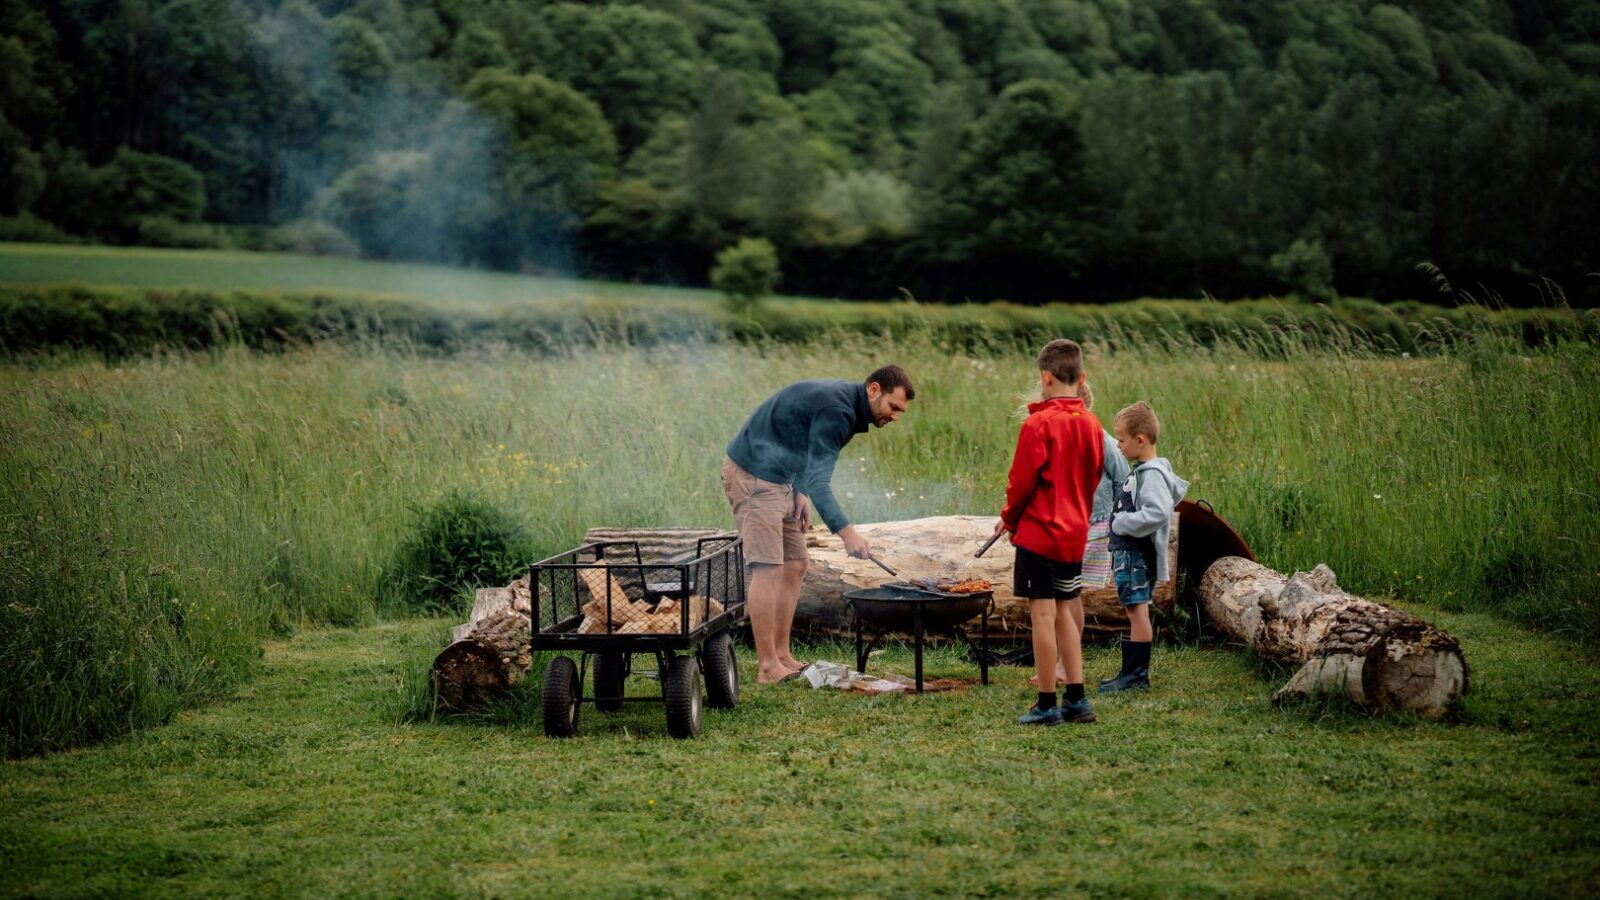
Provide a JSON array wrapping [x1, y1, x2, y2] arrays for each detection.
[[1013, 546, 1084, 600]]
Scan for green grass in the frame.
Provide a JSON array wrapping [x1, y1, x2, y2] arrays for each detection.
[[0, 242, 726, 308], [4, 334, 1597, 759], [3, 249, 1597, 892], [6, 244, 1595, 359], [2, 615, 1597, 896]]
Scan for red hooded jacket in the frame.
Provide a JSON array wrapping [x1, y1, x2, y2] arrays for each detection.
[[1000, 395, 1104, 564]]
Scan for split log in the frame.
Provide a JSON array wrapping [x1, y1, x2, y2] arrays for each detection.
[[432, 576, 533, 709], [799, 515, 1178, 638], [1200, 557, 1467, 718]]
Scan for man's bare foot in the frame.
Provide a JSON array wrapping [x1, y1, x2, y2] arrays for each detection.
[[1028, 668, 1070, 688], [780, 655, 807, 673], [756, 663, 807, 684]]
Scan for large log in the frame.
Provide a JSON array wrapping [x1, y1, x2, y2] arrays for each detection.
[[432, 577, 533, 709], [799, 515, 1178, 637], [1199, 556, 1467, 718]]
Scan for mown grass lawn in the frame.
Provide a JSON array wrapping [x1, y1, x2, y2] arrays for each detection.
[[3, 607, 1596, 897], [0, 242, 727, 308]]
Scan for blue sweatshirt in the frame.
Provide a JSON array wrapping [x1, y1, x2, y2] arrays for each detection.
[[725, 379, 871, 533]]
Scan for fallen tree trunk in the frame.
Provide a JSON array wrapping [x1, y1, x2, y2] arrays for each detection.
[[432, 577, 533, 709], [1199, 556, 1467, 718], [800, 515, 1177, 637]]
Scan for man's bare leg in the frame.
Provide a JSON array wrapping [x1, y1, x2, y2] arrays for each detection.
[[774, 558, 808, 672], [748, 563, 797, 683]]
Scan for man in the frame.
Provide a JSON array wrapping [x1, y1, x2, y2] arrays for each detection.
[[722, 365, 914, 683]]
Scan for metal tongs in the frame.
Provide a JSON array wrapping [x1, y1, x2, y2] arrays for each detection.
[[974, 529, 1004, 558], [867, 554, 898, 577]]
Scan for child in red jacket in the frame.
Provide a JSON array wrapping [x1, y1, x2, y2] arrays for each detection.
[[995, 339, 1104, 725]]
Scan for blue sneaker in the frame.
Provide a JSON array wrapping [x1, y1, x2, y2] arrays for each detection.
[[1060, 697, 1097, 724], [1017, 703, 1063, 726]]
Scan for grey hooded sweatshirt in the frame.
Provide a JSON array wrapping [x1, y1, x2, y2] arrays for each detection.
[[1091, 430, 1130, 524], [1108, 457, 1190, 583]]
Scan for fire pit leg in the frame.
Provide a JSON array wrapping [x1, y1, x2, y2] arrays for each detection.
[[913, 604, 925, 694], [854, 607, 867, 674], [980, 602, 990, 686]]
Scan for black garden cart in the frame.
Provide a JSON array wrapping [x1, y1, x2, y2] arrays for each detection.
[[528, 535, 747, 739]]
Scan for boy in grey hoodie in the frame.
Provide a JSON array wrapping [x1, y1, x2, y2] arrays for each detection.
[[1103, 401, 1190, 692]]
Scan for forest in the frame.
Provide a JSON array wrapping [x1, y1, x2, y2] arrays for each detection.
[[2, 0, 1596, 303]]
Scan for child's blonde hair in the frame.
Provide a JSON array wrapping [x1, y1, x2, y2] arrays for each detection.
[[1077, 379, 1094, 409], [1114, 401, 1160, 444]]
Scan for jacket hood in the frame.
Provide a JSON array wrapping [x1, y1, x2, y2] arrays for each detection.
[[1138, 457, 1190, 504]]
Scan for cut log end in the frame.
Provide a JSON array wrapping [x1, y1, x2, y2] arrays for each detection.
[[432, 640, 511, 710], [1363, 638, 1468, 719]]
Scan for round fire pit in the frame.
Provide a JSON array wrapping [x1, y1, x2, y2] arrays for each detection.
[[842, 585, 994, 692]]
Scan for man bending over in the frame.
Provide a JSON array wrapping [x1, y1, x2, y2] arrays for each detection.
[[722, 366, 914, 682]]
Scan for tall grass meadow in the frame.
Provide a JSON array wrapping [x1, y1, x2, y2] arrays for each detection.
[[3, 320, 1597, 756]]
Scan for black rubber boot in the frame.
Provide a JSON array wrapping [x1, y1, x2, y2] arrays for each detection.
[[1098, 640, 1151, 692]]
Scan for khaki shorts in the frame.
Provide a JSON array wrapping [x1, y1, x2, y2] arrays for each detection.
[[722, 457, 808, 566]]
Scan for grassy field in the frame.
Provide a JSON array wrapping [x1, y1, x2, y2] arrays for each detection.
[[8, 244, 1595, 361], [2, 615, 1597, 896], [4, 333, 1597, 760], [2, 248, 1598, 893], [0, 242, 725, 308]]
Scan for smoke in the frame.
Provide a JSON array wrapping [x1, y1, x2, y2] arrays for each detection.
[[247, 1, 576, 274]]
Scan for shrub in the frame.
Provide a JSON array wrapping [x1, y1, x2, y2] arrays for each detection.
[[0, 213, 77, 243], [95, 149, 207, 242], [135, 216, 231, 250], [711, 237, 780, 314], [262, 219, 360, 257], [1270, 238, 1337, 302], [380, 490, 529, 614]]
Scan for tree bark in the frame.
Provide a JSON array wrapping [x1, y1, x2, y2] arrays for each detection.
[[1199, 556, 1467, 718], [432, 578, 533, 710]]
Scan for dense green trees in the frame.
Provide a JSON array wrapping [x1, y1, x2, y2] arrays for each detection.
[[1, 0, 1595, 303]]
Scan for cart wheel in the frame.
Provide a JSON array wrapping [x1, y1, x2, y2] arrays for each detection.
[[542, 656, 580, 738], [702, 633, 739, 710], [593, 652, 627, 712], [663, 655, 703, 739]]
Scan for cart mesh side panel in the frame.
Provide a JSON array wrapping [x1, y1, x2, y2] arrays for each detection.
[[529, 537, 745, 640]]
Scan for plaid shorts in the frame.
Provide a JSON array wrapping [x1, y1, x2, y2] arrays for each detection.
[[1112, 548, 1153, 607]]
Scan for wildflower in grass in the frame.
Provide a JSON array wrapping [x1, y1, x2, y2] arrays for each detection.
[[1373, 493, 1382, 499]]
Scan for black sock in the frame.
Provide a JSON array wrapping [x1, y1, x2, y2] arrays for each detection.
[[1064, 684, 1085, 703], [1037, 691, 1057, 710]]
